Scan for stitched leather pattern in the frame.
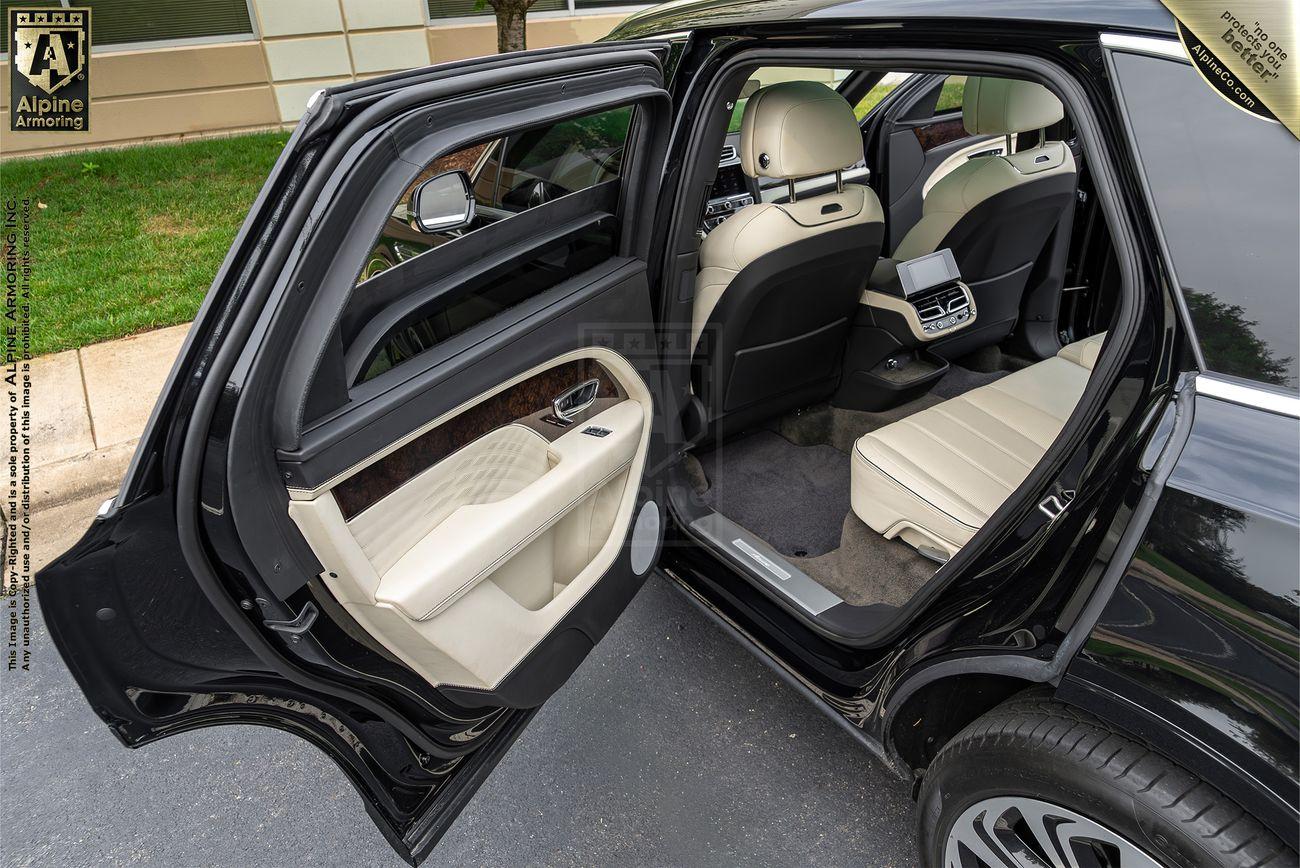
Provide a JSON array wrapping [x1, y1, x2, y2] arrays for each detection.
[[350, 424, 551, 576]]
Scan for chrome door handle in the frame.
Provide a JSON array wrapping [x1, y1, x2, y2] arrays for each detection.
[[553, 379, 600, 422]]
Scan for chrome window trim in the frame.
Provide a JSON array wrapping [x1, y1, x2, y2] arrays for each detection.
[[1099, 33, 1190, 64], [1196, 374, 1300, 419]]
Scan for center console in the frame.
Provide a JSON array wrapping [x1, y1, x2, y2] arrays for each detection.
[[864, 249, 977, 342], [836, 249, 979, 411], [701, 157, 754, 232]]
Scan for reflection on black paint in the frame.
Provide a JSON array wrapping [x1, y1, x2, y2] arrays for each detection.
[[1145, 489, 1298, 629], [1183, 288, 1294, 388], [1087, 485, 1300, 793]]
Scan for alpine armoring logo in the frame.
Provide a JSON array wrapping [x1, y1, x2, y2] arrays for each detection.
[[9, 7, 91, 132]]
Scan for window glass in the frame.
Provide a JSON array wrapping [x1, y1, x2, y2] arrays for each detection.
[[852, 73, 911, 120], [359, 104, 631, 286], [490, 105, 632, 210], [1112, 52, 1299, 391], [934, 75, 966, 113], [351, 104, 633, 384], [32, 0, 256, 48]]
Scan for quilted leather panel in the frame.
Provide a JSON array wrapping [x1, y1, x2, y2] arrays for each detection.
[[349, 423, 551, 576], [851, 333, 1104, 556]]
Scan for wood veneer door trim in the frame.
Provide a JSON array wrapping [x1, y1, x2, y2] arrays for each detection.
[[331, 358, 624, 520], [913, 117, 968, 152]]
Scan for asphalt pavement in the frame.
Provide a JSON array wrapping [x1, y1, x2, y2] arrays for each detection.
[[3, 492, 915, 867]]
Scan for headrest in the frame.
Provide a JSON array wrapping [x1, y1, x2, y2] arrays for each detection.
[[739, 81, 863, 180], [962, 77, 1064, 136]]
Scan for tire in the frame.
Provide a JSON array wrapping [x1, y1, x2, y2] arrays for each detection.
[[917, 693, 1294, 868]]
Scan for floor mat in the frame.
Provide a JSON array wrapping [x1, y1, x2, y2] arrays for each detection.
[[930, 365, 1007, 400], [799, 514, 937, 607], [772, 364, 1008, 453], [697, 431, 849, 558]]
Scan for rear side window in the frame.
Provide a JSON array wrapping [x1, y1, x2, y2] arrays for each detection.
[[350, 104, 633, 384], [359, 105, 631, 287], [933, 75, 966, 114], [1111, 51, 1299, 391], [853, 72, 909, 120], [490, 107, 631, 205]]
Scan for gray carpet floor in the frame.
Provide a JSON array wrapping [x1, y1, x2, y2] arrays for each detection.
[[693, 363, 1003, 607], [698, 430, 850, 558], [800, 513, 937, 607], [931, 364, 1008, 400]]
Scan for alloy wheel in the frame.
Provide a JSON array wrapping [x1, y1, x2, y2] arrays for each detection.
[[946, 795, 1163, 868]]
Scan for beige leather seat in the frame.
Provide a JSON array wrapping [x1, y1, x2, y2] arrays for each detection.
[[870, 77, 1078, 354], [691, 80, 885, 441], [850, 333, 1105, 557]]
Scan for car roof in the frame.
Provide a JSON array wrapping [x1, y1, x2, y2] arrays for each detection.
[[609, 0, 1177, 41]]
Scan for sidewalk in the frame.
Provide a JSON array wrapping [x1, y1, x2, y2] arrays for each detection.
[[31, 323, 189, 511]]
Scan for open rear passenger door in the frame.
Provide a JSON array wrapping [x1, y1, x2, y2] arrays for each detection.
[[37, 42, 674, 865]]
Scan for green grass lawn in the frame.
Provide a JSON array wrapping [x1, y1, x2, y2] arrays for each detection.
[[1, 131, 286, 356]]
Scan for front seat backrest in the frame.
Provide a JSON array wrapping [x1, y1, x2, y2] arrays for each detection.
[[691, 81, 885, 442], [882, 77, 1078, 356]]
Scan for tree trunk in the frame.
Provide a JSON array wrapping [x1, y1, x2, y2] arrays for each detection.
[[488, 0, 534, 54]]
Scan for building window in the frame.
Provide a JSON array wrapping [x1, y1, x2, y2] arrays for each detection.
[[425, 0, 643, 20], [427, 0, 566, 20], [3, 0, 256, 53]]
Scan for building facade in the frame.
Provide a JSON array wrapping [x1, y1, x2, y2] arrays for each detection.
[[0, 0, 640, 158]]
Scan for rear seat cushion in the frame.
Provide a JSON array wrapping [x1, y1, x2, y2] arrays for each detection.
[[850, 333, 1105, 556]]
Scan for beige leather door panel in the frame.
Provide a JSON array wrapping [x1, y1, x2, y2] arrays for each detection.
[[286, 347, 652, 693]]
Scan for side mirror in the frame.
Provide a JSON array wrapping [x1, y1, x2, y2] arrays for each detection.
[[409, 170, 475, 234]]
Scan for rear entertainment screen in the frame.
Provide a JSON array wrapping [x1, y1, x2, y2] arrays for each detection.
[[898, 248, 960, 297]]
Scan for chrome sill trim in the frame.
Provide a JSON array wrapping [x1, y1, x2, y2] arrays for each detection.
[[1100, 33, 1189, 63], [1195, 374, 1300, 418]]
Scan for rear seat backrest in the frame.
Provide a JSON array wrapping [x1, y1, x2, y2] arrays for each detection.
[[849, 333, 1105, 557]]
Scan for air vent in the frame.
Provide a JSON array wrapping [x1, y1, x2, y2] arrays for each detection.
[[719, 145, 739, 165], [913, 285, 969, 322], [915, 300, 946, 321]]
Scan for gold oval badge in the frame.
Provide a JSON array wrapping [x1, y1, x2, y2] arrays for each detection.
[[1161, 1, 1297, 138]]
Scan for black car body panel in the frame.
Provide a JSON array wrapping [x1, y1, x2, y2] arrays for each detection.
[[1061, 388, 1300, 849]]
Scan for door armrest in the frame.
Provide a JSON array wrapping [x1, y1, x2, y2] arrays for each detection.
[[374, 400, 643, 620]]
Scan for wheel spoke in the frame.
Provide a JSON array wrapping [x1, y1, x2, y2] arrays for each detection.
[[946, 796, 1163, 868]]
